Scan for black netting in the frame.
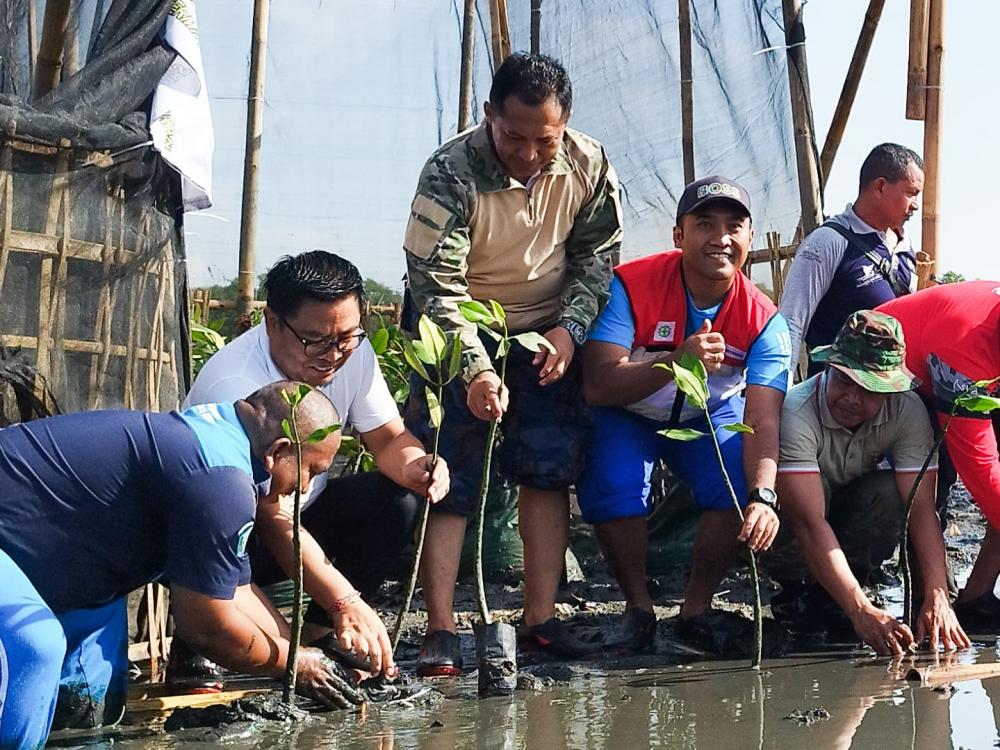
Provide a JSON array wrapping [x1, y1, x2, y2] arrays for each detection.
[[0, 0, 187, 416]]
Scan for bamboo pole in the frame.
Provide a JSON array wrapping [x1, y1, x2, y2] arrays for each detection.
[[236, 0, 270, 326], [921, 0, 944, 274], [458, 0, 476, 131], [678, 0, 695, 184], [782, 0, 823, 235], [906, 662, 1000, 687], [906, 0, 929, 120], [819, 0, 885, 188], [62, 2, 78, 80], [488, 0, 511, 73], [530, 0, 542, 55], [27, 0, 38, 81], [33, 0, 71, 100]]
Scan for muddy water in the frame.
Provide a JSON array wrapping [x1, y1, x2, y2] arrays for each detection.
[[54, 643, 1000, 750]]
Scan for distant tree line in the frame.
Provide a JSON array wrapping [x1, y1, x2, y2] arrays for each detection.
[[196, 276, 402, 305]]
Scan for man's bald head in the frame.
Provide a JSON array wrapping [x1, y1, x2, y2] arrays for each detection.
[[236, 381, 342, 496]]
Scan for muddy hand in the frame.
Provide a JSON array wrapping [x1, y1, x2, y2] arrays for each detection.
[[296, 646, 365, 709], [851, 607, 914, 656], [916, 590, 971, 652], [335, 598, 397, 678]]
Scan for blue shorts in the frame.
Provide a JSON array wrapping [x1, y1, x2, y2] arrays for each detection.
[[0, 549, 127, 748], [576, 399, 748, 524]]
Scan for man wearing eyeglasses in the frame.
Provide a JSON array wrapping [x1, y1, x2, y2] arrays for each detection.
[[180, 250, 448, 688]]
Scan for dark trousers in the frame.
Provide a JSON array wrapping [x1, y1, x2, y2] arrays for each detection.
[[250, 471, 421, 624], [766, 471, 902, 585]]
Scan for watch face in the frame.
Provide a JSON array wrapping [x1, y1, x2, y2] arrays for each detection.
[[753, 487, 778, 507]]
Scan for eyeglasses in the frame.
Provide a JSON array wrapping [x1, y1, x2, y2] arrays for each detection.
[[279, 315, 366, 357]]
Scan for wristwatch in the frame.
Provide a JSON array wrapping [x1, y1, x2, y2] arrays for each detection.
[[748, 487, 779, 512], [559, 319, 587, 346]]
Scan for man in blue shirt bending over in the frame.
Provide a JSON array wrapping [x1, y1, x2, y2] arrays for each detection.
[[0, 382, 363, 749], [579, 177, 790, 654]]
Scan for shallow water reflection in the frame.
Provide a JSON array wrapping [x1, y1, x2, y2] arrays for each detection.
[[58, 645, 1000, 749]]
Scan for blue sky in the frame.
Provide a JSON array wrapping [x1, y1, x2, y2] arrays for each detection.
[[184, 1, 997, 288]]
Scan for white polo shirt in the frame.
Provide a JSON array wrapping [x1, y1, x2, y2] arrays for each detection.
[[184, 323, 399, 504]]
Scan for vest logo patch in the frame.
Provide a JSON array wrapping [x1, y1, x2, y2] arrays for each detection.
[[724, 344, 747, 362], [235, 521, 254, 558], [652, 321, 676, 343]]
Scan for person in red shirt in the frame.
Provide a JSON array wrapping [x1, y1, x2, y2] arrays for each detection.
[[878, 281, 1000, 619]]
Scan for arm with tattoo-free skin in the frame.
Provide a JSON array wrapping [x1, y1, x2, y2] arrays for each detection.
[[739, 385, 782, 551], [361, 416, 449, 502]]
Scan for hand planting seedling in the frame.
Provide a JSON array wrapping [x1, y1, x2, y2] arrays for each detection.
[[655, 352, 765, 670], [459, 299, 554, 696], [390, 315, 462, 652], [900, 377, 1000, 631], [279, 383, 341, 704]]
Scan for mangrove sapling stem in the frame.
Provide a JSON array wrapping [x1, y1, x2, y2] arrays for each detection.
[[284, 424, 305, 703], [391, 388, 443, 651], [475, 353, 509, 624], [900, 421, 950, 629], [704, 402, 764, 670]]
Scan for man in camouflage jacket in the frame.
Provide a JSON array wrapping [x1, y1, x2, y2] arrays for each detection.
[[403, 52, 622, 673]]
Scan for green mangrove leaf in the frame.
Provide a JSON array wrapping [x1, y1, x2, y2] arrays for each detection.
[[658, 428, 706, 441], [488, 299, 506, 323], [280, 388, 294, 407], [426, 385, 444, 429], [459, 300, 493, 325], [411, 339, 437, 366], [512, 331, 556, 354], [497, 338, 510, 358], [722, 423, 755, 434], [477, 324, 502, 342], [401, 338, 431, 382], [668, 360, 708, 409], [306, 423, 341, 443], [956, 394, 1000, 413], [296, 383, 312, 401], [418, 315, 448, 363], [973, 376, 1000, 389], [678, 352, 709, 384], [370, 327, 389, 355], [281, 418, 294, 441], [447, 333, 462, 382]]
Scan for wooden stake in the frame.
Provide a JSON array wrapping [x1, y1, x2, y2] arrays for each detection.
[[33, 0, 71, 100], [907, 662, 1000, 687], [782, 0, 823, 235], [458, 0, 476, 131], [530, 0, 542, 55], [27, 0, 38, 82], [236, 0, 270, 326], [819, 0, 885, 187], [488, 0, 511, 73], [678, 0, 695, 184], [906, 0, 929, 120], [921, 0, 944, 274]]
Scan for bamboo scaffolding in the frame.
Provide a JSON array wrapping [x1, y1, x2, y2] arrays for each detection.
[[782, 0, 823, 234], [27, 1, 37, 81], [906, 0, 930, 120], [819, 0, 885, 187], [530, 0, 542, 55], [488, 0, 511, 73], [921, 0, 944, 273], [236, 0, 270, 325], [33, 0, 71, 99], [678, 0, 695, 184], [458, 0, 476, 131]]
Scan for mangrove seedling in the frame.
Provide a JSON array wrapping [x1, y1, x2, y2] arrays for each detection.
[[459, 299, 554, 696], [654, 352, 764, 670], [280, 383, 340, 704], [390, 314, 463, 652], [900, 377, 1000, 629]]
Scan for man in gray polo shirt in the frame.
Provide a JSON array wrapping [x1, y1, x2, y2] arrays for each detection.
[[770, 311, 968, 655]]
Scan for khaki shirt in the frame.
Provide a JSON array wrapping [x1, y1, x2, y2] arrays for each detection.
[[403, 122, 622, 382], [778, 372, 936, 490]]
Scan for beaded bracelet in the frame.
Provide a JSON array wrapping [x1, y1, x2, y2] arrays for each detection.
[[327, 590, 362, 620]]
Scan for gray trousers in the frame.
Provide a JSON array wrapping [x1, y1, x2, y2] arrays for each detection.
[[766, 470, 902, 585]]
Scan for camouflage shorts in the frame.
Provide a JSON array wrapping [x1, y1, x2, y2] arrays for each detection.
[[404, 334, 592, 517]]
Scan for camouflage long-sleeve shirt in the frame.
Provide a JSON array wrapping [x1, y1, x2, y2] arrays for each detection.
[[403, 122, 623, 383]]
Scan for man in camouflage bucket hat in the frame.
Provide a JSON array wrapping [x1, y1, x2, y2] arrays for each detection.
[[402, 52, 622, 673], [768, 310, 969, 654]]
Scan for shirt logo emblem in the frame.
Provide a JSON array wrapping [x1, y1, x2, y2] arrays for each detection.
[[653, 321, 676, 343], [235, 521, 254, 558]]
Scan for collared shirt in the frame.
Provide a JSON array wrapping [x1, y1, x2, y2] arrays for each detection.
[[403, 121, 623, 383], [780, 203, 917, 362], [778, 371, 935, 490]]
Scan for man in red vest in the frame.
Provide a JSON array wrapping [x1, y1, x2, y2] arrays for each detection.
[[579, 177, 791, 653]]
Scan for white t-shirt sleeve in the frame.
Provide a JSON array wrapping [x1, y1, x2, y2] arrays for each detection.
[[337, 342, 401, 434]]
